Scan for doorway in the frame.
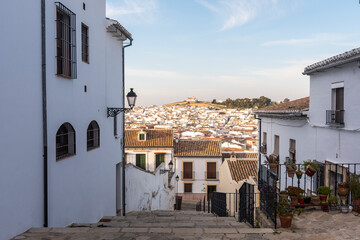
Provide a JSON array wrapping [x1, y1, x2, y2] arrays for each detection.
[[207, 185, 217, 201], [116, 163, 121, 216]]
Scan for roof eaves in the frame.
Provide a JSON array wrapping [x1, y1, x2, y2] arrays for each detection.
[[106, 18, 133, 41]]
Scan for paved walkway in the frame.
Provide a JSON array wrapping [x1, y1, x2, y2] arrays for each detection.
[[13, 211, 273, 240], [264, 210, 360, 240]]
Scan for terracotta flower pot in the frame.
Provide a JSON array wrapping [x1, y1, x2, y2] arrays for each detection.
[[311, 196, 320, 206], [353, 199, 360, 213], [279, 215, 293, 228], [290, 196, 298, 206], [287, 168, 295, 178], [319, 195, 327, 202], [305, 166, 316, 177], [279, 194, 288, 202], [338, 186, 349, 201], [299, 199, 305, 204]]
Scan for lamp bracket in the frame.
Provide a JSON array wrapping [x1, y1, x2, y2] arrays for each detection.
[[107, 107, 130, 118]]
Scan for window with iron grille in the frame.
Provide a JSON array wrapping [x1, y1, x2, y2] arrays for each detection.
[[81, 23, 89, 63], [56, 122, 76, 160], [56, 2, 77, 78], [184, 183, 192, 193], [87, 121, 100, 150]]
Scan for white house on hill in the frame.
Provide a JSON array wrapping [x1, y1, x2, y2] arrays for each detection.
[[0, 1, 132, 239]]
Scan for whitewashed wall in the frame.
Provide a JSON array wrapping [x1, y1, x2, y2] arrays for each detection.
[[0, 1, 43, 239], [125, 163, 176, 211], [125, 149, 173, 172], [174, 156, 222, 200], [0, 0, 127, 238]]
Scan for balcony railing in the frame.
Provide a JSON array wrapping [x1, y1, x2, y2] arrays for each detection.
[[260, 145, 267, 154], [181, 171, 195, 180], [326, 110, 344, 126], [205, 171, 219, 180]]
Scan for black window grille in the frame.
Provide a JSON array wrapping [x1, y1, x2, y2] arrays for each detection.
[[56, 2, 77, 78], [81, 23, 89, 63], [87, 121, 100, 150], [56, 122, 76, 160]]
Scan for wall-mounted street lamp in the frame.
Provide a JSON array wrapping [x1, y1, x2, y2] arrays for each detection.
[[160, 160, 174, 174], [107, 88, 137, 117]]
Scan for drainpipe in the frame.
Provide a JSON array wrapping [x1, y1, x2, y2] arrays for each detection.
[[41, 0, 48, 227], [255, 115, 261, 185], [122, 39, 132, 216]]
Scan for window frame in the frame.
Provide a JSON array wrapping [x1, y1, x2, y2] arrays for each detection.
[[136, 154, 146, 170], [56, 122, 76, 160], [55, 2, 77, 79], [81, 23, 89, 63], [87, 120, 100, 151], [184, 183, 192, 193]]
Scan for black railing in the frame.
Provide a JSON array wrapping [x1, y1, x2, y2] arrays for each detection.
[[264, 162, 360, 206], [260, 145, 267, 154], [239, 183, 255, 227], [259, 165, 277, 228], [326, 110, 344, 126], [205, 171, 219, 180], [212, 192, 227, 216]]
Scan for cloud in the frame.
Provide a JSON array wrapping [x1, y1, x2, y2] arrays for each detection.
[[106, 0, 157, 24], [261, 33, 351, 47], [196, 0, 283, 31]]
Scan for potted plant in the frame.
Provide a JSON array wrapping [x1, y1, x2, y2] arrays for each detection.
[[265, 154, 279, 174], [279, 191, 288, 202], [303, 160, 320, 177], [286, 186, 304, 206], [320, 201, 329, 212], [340, 203, 350, 214], [311, 195, 320, 206], [285, 158, 296, 178], [350, 174, 360, 213], [338, 182, 350, 201], [296, 168, 303, 179], [328, 195, 339, 210], [317, 186, 331, 202], [304, 196, 312, 204], [298, 194, 305, 205], [277, 200, 303, 228]]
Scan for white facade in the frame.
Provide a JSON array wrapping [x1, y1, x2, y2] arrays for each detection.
[[174, 156, 222, 201], [126, 149, 173, 172], [125, 163, 176, 211], [0, 1, 131, 239], [256, 48, 360, 193]]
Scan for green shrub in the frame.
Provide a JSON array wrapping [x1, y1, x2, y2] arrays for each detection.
[[317, 186, 331, 196]]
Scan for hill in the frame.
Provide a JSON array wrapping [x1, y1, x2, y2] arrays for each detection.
[[163, 101, 227, 109]]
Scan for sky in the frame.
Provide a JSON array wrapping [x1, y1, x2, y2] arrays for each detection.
[[106, 0, 360, 106]]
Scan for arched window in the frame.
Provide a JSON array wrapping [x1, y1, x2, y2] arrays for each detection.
[[56, 122, 76, 160], [87, 121, 100, 150]]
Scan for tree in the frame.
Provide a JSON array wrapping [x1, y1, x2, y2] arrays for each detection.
[[212, 99, 217, 104], [283, 98, 290, 103]]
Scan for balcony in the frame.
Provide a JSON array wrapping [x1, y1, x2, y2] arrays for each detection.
[[205, 171, 219, 180], [181, 171, 195, 180], [260, 144, 267, 154], [326, 110, 344, 127]]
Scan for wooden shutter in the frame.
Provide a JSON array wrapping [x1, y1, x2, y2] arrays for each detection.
[[183, 162, 193, 179], [207, 162, 217, 179], [136, 154, 146, 170], [263, 132, 267, 145], [184, 183, 192, 193], [156, 154, 165, 168], [274, 135, 279, 156]]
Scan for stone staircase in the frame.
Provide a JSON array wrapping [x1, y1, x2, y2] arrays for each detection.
[[13, 210, 274, 239]]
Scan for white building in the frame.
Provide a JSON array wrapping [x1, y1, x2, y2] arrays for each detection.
[[254, 47, 360, 193], [174, 140, 222, 201], [0, 1, 132, 239], [125, 129, 174, 172]]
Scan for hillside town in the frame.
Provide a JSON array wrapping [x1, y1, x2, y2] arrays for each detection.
[[125, 97, 258, 152]]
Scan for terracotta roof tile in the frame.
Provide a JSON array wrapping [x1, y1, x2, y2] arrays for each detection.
[[254, 97, 309, 113], [227, 160, 258, 182], [125, 129, 173, 148], [174, 140, 222, 157], [222, 152, 258, 160]]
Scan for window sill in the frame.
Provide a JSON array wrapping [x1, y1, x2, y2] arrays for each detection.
[[56, 153, 76, 161], [87, 146, 100, 152], [205, 178, 219, 181]]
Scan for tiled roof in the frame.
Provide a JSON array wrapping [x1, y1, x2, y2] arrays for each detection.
[[222, 152, 258, 161], [174, 140, 222, 157], [254, 97, 309, 114], [303, 47, 360, 74], [125, 129, 173, 148], [227, 160, 258, 182]]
